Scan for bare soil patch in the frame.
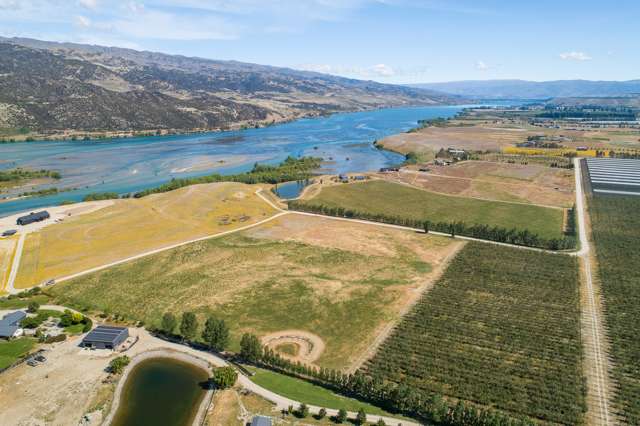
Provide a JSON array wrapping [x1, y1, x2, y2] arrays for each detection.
[[262, 330, 325, 365], [380, 161, 574, 207]]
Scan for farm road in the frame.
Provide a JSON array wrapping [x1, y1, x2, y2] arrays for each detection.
[[574, 158, 615, 425]]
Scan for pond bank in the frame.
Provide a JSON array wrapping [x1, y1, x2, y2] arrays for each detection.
[[104, 350, 213, 426]]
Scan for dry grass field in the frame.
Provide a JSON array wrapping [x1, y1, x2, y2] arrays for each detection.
[[0, 236, 17, 292], [14, 182, 278, 289], [378, 125, 524, 158], [51, 214, 463, 370], [383, 160, 574, 207]]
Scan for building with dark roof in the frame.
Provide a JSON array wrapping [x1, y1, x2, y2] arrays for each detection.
[[0, 310, 26, 339], [251, 416, 272, 426], [81, 325, 128, 350], [17, 210, 50, 226]]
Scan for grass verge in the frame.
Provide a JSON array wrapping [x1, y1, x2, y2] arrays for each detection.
[[0, 338, 35, 369], [248, 366, 401, 417]]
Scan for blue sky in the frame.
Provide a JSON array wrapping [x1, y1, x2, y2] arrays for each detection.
[[0, 0, 637, 83]]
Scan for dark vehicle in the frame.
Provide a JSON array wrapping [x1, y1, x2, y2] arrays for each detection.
[[2, 229, 17, 237]]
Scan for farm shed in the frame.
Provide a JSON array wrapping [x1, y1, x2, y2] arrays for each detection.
[[16, 210, 50, 226], [0, 311, 26, 339], [81, 325, 128, 350], [251, 416, 272, 426]]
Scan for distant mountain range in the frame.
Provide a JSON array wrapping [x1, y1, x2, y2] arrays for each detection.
[[410, 79, 640, 100], [0, 37, 455, 135]]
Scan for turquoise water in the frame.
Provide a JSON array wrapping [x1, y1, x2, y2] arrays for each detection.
[[272, 180, 311, 199], [0, 105, 466, 217], [111, 357, 209, 426]]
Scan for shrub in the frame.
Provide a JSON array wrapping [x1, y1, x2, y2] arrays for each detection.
[[211, 366, 237, 389], [336, 408, 347, 424], [82, 317, 93, 333], [298, 403, 309, 418], [20, 316, 41, 329], [317, 408, 327, 419], [109, 356, 130, 374], [45, 333, 67, 344]]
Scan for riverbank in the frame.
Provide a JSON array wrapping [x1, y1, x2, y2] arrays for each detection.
[[0, 110, 327, 144]]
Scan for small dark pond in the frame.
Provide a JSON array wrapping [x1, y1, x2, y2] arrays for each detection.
[[111, 357, 209, 426]]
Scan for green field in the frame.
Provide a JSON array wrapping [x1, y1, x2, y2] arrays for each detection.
[[362, 242, 585, 424], [300, 180, 564, 239], [50, 232, 439, 369], [0, 338, 35, 369], [590, 194, 640, 424], [248, 367, 400, 417]]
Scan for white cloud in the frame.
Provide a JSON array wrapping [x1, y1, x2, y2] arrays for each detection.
[[371, 63, 395, 77], [113, 10, 240, 41], [74, 15, 91, 28], [78, 0, 98, 10], [298, 63, 411, 79], [559, 51, 592, 61], [0, 0, 21, 10], [475, 60, 489, 71]]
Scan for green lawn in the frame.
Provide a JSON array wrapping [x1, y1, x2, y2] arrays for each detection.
[[64, 323, 85, 334], [248, 366, 403, 418], [0, 338, 35, 369], [0, 294, 50, 310], [302, 180, 564, 239]]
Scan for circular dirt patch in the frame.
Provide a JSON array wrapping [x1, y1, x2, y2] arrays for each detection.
[[261, 330, 325, 365]]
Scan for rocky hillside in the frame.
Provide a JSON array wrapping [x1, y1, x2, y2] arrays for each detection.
[[411, 79, 640, 99], [0, 38, 454, 135]]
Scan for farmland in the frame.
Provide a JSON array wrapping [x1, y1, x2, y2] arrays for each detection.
[[296, 180, 565, 240], [362, 242, 585, 424], [376, 106, 640, 162], [384, 160, 574, 207], [13, 182, 277, 289], [589, 194, 640, 424], [50, 215, 460, 370]]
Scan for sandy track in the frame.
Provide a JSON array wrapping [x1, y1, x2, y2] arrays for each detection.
[[261, 330, 325, 365], [574, 158, 616, 425]]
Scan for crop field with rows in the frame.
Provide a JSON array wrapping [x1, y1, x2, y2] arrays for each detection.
[[590, 194, 640, 424], [362, 242, 585, 424]]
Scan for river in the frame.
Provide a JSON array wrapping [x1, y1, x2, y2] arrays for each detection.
[[0, 105, 466, 217]]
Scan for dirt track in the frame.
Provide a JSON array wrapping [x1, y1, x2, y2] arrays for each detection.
[[261, 330, 325, 365], [574, 158, 616, 425]]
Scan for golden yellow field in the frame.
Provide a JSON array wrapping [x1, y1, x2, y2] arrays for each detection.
[[0, 236, 17, 292], [14, 182, 278, 289], [502, 146, 605, 157]]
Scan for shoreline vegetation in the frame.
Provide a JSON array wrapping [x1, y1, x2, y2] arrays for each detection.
[[133, 156, 322, 198], [0, 169, 61, 182]]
